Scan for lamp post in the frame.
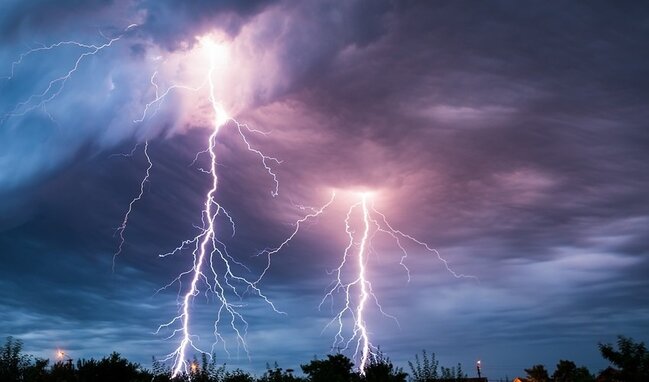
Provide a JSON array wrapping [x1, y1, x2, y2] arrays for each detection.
[[476, 360, 482, 378], [57, 350, 73, 369]]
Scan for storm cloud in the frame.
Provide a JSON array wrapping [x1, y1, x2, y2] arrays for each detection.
[[1, 1, 648, 378]]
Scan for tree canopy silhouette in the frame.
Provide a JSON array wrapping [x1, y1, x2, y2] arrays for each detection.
[[300, 354, 358, 382], [4, 335, 647, 382], [550, 360, 593, 382], [599, 336, 649, 382], [524, 364, 549, 382]]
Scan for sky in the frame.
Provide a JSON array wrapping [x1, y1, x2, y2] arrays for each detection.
[[1, 0, 649, 379]]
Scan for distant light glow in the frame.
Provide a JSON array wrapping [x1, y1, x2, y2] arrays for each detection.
[[199, 36, 231, 128]]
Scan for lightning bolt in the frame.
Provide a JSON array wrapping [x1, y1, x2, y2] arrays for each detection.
[[112, 140, 153, 271], [134, 70, 208, 124], [148, 39, 283, 377], [1, 24, 137, 123], [253, 192, 337, 286], [319, 194, 377, 374], [315, 193, 475, 375], [353, 194, 371, 372]]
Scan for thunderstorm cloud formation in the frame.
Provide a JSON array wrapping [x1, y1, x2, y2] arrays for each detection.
[[1, 0, 648, 378]]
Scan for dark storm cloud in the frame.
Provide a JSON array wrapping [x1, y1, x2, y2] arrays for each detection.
[[267, 0, 649, 255], [0, 0, 115, 42], [0, 0, 394, 193], [1, 1, 649, 379], [137, 0, 277, 49], [235, 0, 649, 372]]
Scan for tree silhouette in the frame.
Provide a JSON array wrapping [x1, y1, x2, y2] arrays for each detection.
[[74, 352, 151, 382], [361, 352, 407, 382], [551, 360, 593, 382], [223, 369, 256, 382], [408, 350, 439, 381], [187, 353, 227, 382], [407, 351, 470, 381], [301, 354, 358, 382], [0, 337, 31, 381], [259, 362, 304, 382], [7, 335, 649, 382], [524, 364, 549, 382], [440, 362, 467, 381], [22, 358, 49, 382], [599, 336, 649, 382]]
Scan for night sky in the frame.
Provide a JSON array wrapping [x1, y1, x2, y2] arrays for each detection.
[[1, 1, 649, 379]]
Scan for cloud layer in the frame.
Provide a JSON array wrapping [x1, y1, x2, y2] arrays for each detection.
[[1, 0, 649, 378]]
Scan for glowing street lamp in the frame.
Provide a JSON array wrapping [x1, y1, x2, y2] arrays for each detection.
[[56, 350, 73, 368], [476, 360, 482, 378]]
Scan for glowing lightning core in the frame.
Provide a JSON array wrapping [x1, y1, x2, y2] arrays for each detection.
[[167, 50, 228, 374], [355, 194, 371, 372], [148, 39, 283, 377]]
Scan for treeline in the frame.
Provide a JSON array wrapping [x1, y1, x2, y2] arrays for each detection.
[[0, 338, 411, 382], [1, 336, 648, 382], [521, 336, 649, 382], [0, 339, 409, 382]]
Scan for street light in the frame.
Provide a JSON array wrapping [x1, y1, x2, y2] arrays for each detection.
[[56, 350, 73, 369], [476, 360, 482, 378]]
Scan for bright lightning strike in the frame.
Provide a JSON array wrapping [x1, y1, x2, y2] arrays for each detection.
[[319, 192, 475, 374], [145, 37, 283, 377], [350, 194, 372, 372], [319, 193, 377, 374]]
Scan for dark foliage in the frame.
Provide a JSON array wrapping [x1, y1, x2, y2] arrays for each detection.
[[598, 336, 649, 382], [258, 363, 303, 382], [408, 350, 438, 381], [3, 336, 647, 382], [551, 360, 594, 382], [300, 353, 359, 382], [361, 352, 407, 382], [408, 350, 467, 382]]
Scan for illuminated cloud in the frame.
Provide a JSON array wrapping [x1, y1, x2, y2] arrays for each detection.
[[1, 1, 648, 378]]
